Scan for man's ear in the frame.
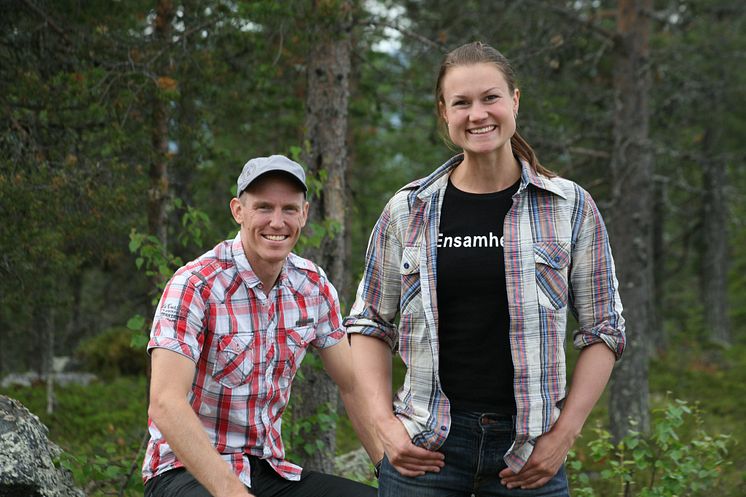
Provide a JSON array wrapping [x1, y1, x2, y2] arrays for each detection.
[[229, 197, 243, 224], [300, 200, 310, 228]]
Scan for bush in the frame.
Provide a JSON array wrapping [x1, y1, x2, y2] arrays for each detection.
[[75, 326, 147, 379], [568, 399, 731, 496]]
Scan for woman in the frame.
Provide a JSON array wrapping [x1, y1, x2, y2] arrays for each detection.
[[345, 42, 625, 496]]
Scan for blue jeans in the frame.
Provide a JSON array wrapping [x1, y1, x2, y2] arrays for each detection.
[[379, 410, 570, 497]]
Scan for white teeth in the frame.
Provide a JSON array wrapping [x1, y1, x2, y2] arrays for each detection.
[[264, 235, 287, 241], [469, 125, 496, 134]]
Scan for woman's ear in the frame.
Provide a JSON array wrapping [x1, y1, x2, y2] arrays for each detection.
[[513, 88, 520, 116]]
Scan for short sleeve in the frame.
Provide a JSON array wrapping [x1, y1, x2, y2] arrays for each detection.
[[309, 267, 344, 349], [148, 269, 207, 362]]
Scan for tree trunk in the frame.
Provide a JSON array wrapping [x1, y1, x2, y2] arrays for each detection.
[[149, 0, 173, 276], [608, 0, 653, 440], [144, 0, 174, 410], [295, 0, 354, 473], [701, 127, 730, 346], [651, 178, 666, 354], [45, 308, 55, 415]]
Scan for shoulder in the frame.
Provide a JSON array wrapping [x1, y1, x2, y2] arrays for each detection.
[[286, 253, 329, 283], [285, 253, 340, 301], [535, 173, 582, 198], [530, 173, 600, 211], [171, 240, 234, 290]]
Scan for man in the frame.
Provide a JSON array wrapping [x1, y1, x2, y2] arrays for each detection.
[[142, 155, 378, 497]]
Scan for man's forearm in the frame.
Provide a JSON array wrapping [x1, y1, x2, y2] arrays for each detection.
[[149, 397, 252, 497]]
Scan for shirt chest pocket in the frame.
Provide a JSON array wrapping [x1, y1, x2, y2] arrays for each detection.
[[278, 325, 315, 390], [212, 333, 254, 389], [534, 241, 571, 310], [399, 246, 422, 315]]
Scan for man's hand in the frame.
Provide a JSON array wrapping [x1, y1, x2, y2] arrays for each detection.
[[498, 424, 574, 489], [378, 415, 445, 477]]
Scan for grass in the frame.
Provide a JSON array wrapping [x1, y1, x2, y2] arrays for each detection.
[[2, 342, 743, 496], [4, 377, 148, 496]]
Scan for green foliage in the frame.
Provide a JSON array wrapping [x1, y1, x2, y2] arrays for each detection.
[[284, 401, 340, 459], [569, 400, 732, 496], [176, 200, 213, 249], [4, 377, 147, 497], [128, 229, 184, 294], [75, 327, 147, 379]]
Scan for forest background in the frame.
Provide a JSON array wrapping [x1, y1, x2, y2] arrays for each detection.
[[1, 0, 744, 496]]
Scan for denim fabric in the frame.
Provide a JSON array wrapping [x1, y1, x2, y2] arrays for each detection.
[[379, 410, 570, 497]]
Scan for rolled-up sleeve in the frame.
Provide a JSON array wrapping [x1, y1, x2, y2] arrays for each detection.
[[569, 188, 626, 359], [345, 198, 404, 351]]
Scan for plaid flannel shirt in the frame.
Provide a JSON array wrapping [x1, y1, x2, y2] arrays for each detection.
[[142, 233, 344, 486], [345, 155, 625, 472]]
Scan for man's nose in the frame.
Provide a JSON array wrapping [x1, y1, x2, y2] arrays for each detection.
[[269, 209, 284, 227]]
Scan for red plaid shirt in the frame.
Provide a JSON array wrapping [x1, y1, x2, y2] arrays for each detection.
[[142, 233, 344, 486]]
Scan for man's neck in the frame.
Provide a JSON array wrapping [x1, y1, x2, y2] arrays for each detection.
[[252, 262, 283, 293]]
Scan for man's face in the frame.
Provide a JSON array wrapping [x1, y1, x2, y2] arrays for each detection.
[[230, 174, 309, 275]]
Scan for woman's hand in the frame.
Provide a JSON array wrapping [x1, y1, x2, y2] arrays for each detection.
[[497, 427, 573, 489]]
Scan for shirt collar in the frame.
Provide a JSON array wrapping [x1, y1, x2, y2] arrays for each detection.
[[230, 232, 291, 290], [519, 159, 567, 199], [414, 154, 566, 200]]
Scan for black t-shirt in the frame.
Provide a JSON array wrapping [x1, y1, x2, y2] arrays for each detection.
[[436, 179, 519, 414]]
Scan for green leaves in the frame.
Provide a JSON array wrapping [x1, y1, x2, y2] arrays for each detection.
[[569, 399, 731, 496]]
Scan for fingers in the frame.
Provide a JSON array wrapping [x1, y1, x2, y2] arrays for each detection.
[[499, 461, 557, 489], [379, 416, 445, 477], [387, 445, 445, 476]]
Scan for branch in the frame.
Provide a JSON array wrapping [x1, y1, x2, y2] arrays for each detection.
[[178, 14, 227, 42], [20, 0, 72, 46], [118, 430, 150, 497], [359, 17, 447, 53], [525, 0, 618, 42]]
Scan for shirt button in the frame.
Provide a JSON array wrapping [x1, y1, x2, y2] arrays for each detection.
[[440, 425, 447, 430], [403, 262, 410, 269]]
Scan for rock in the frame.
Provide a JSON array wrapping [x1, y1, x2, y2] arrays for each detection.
[[0, 396, 84, 497], [0, 372, 41, 389], [1, 372, 97, 389]]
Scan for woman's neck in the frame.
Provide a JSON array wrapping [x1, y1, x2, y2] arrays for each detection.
[[450, 149, 521, 193]]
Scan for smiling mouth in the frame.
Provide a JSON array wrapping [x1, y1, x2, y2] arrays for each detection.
[[468, 125, 497, 135], [263, 234, 289, 241]]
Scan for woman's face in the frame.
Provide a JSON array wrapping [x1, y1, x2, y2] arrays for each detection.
[[439, 63, 520, 158]]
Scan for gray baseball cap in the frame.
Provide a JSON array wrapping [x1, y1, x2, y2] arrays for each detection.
[[236, 155, 307, 196]]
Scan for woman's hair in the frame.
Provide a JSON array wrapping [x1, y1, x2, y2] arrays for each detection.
[[435, 41, 555, 177]]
